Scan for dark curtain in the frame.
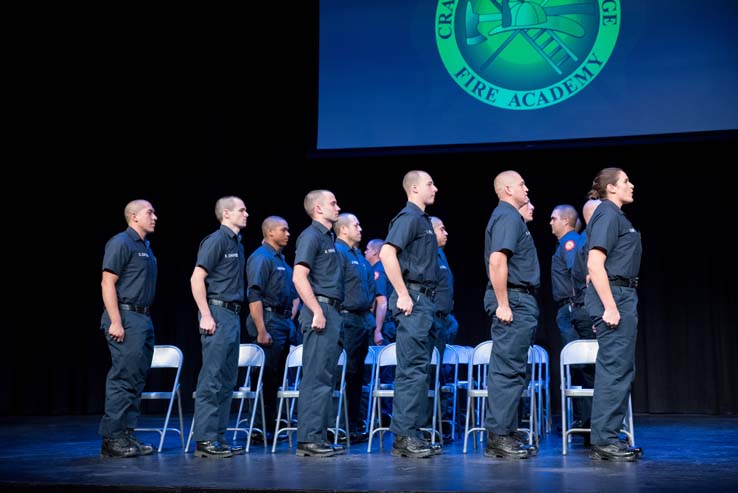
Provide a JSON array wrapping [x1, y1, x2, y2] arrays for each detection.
[[2, 144, 736, 416], [2, 1, 735, 416]]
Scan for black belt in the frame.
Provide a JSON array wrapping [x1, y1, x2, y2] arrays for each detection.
[[316, 295, 342, 309], [264, 305, 292, 318], [119, 303, 150, 315], [208, 299, 242, 313], [556, 298, 574, 308], [610, 277, 639, 288], [406, 281, 435, 298], [507, 284, 536, 295]]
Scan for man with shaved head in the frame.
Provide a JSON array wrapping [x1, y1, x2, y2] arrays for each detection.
[[483, 170, 539, 459], [245, 216, 299, 445], [334, 213, 375, 443], [293, 190, 345, 457], [380, 170, 440, 458], [99, 200, 158, 458]]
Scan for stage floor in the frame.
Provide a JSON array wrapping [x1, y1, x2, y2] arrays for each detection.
[[1, 414, 737, 492]]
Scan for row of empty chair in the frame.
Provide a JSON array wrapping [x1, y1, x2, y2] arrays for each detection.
[[138, 344, 349, 455], [136, 340, 633, 455]]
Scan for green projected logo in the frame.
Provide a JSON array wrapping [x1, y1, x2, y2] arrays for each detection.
[[436, 0, 620, 109]]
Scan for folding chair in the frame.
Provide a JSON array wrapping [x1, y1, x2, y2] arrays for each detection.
[[272, 344, 303, 452], [450, 345, 473, 432], [560, 339, 635, 455], [463, 340, 492, 453], [230, 344, 267, 452], [271, 346, 349, 452], [439, 344, 459, 439], [463, 341, 538, 453], [366, 343, 441, 452], [135, 345, 185, 452], [532, 344, 551, 434], [327, 350, 350, 446], [522, 346, 539, 447], [185, 344, 266, 453], [362, 345, 383, 428]]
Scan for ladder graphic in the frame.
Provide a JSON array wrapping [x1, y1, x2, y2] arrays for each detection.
[[521, 28, 578, 75]]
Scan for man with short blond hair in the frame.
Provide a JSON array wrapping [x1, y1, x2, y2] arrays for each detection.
[[380, 170, 440, 458]]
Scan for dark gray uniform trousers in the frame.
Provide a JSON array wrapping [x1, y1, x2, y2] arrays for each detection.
[[99, 310, 154, 438], [341, 311, 372, 429], [389, 290, 435, 439], [297, 302, 343, 443], [585, 285, 638, 446], [192, 306, 241, 442], [484, 291, 538, 435]]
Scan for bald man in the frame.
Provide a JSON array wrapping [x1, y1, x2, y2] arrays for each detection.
[[99, 200, 158, 458], [334, 213, 375, 443], [380, 170, 440, 458], [483, 170, 539, 460]]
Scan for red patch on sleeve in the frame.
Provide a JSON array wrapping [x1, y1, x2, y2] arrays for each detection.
[[565, 240, 576, 251], [374, 271, 380, 281]]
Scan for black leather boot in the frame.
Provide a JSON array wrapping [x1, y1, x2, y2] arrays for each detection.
[[101, 437, 139, 458], [218, 435, 245, 455], [590, 442, 638, 461], [125, 429, 154, 455], [485, 433, 532, 459], [391, 436, 433, 458], [195, 440, 234, 458], [296, 442, 336, 457]]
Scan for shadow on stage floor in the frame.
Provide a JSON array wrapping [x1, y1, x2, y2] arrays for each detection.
[[1, 414, 737, 493]]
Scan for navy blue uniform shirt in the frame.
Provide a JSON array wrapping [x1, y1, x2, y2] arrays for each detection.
[[294, 220, 344, 301], [587, 200, 642, 280], [434, 248, 454, 314], [336, 239, 375, 311], [102, 227, 157, 306], [551, 230, 580, 302], [372, 261, 394, 299], [246, 242, 294, 310], [484, 201, 540, 287], [195, 224, 245, 302], [572, 231, 589, 303], [384, 202, 438, 288]]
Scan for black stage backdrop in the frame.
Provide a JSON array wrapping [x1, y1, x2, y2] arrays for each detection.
[[2, 4, 735, 417]]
